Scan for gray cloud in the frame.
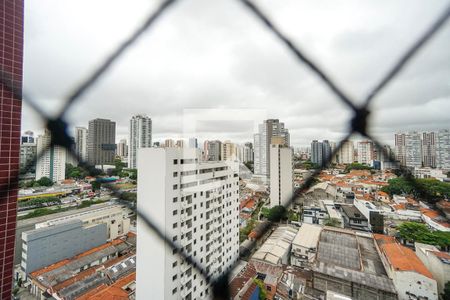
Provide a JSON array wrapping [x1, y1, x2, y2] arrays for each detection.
[[22, 0, 450, 147]]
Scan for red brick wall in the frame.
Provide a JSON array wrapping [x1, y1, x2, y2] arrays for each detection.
[[0, 0, 23, 298]]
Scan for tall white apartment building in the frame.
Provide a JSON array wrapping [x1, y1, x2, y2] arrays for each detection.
[[129, 115, 152, 169], [75, 127, 88, 162], [334, 140, 354, 164], [436, 129, 450, 169], [357, 140, 374, 165], [254, 119, 289, 177], [395, 133, 407, 166], [269, 144, 293, 208], [405, 132, 422, 168], [237, 142, 254, 163], [36, 130, 66, 182], [137, 148, 240, 300]]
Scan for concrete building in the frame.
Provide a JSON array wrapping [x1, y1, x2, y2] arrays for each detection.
[[176, 139, 185, 148], [36, 130, 66, 182], [311, 140, 332, 167], [251, 226, 297, 266], [137, 147, 239, 300], [395, 133, 407, 166], [116, 139, 128, 161], [375, 235, 438, 300], [415, 243, 450, 297], [290, 224, 322, 268], [340, 205, 369, 231], [414, 167, 447, 181], [35, 204, 131, 240], [422, 132, 437, 168], [269, 144, 293, 208], [20, 137, 37, 171], [21, 220, 107, 275], [436, 129, 450, 169], [303, 205, 327, 225], [254, 119, 289, 177], [27, 235, 135, 300], [188, 137, 198, 149], [221, 140, 237, 161], [405, 131, 423, 168], [237, 142, 254, 163], [204, 140, 222, 161], [87, 118, 116, 165], [164, 139, 175, 148], [357, 140, 374, 165], [312, 228, 397, 300], [334, 140, 354, 164], [128, 114, 152, 169], [75, 126, 88, 162]]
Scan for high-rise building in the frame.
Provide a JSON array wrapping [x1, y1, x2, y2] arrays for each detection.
[[405, 132, 422, 168], [269, 144, 293, 208], [238, 142, 254, 163], [395, 133, 406, 166], [422, 132, 436, 168], [221, 140, 237, 161], [87, 118, 116, 166], [20, 133, 37, 172], [188, 137, 198, 149], [357, 140, 374, 165], [311, 140, 323, 166], [334, 140, 354, 164], [129, 115, 152, 169], [137, 148, 239, 299], [35, 130, 67, 183], [65, 136, 77, 166], [0, 2, 24, 295], [116, 139, 128, 159], [21, 130, 34, 144], [164, 139, 175, 148], [311, 140, 333, 167], [75, 127, 88, 162], [436, 129, 450, 169], [254, 119, 289, 176], [175, 139, 185, 148], [204, 140, 222, 161]]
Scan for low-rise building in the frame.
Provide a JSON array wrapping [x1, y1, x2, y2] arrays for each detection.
[[291, 224, 322, 268], [340, 205, 369, 231], [303, 204, 327, 225], [420, 208, 450, 232], [251, 226, 297, 266], [374, 235, 438, 300], [312, 228, 397, 300], [415, 243, 450, 297], [28, 234, 135, 299], [36, 204, 131, 240], [21, 219, 107, 275]]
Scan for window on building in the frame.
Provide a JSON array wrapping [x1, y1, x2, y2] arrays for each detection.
[[173, 159, 178, 165]]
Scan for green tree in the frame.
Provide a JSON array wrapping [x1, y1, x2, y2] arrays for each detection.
[[36, 176, 53, 187], [129, 169, 137, 180], [91, 181, 101, 191], [344, 162, 372, 173], [324, 217, 341, 227], [382, 177, 450, 203], [443, 281, 450, 300], [120, 192, 137, 202], [267, 205, 287, 222], [398, 222, 450, 248]]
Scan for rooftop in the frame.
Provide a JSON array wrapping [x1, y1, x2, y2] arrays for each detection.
[[292, 223, 322, 249], [251, 226, 297, 265], [340, 205, 367, 221], [313, 228, 395, 293], [374, 234, 434, 279]]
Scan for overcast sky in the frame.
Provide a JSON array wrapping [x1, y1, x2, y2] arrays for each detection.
[[22, 0, 450, 147]]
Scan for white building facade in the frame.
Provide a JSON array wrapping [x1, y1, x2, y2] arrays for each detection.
[[436, 129, 450, 169], [269, 144, 293, 208], [36, 130, 66, 182], [129, 114, 152, 169], [137, 148, 240, 300]]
